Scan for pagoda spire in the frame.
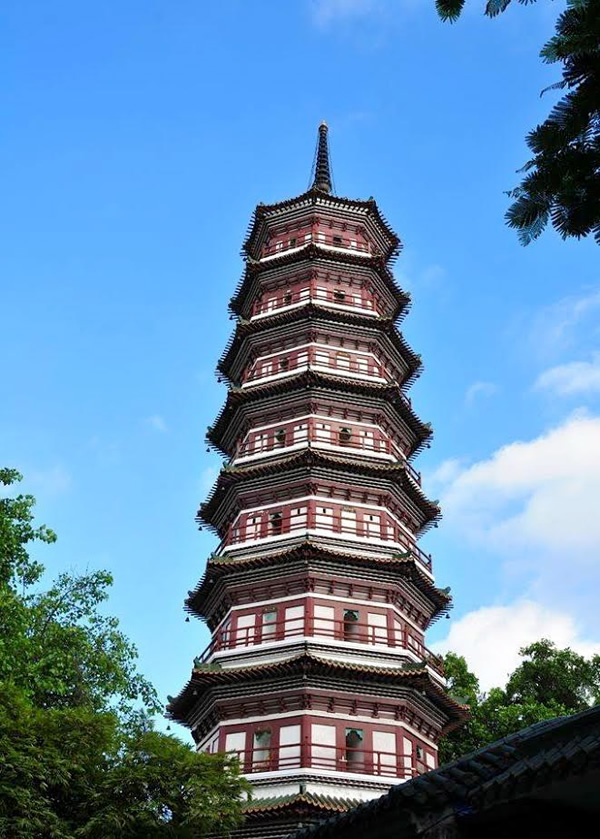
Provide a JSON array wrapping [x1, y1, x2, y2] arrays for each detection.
[[311, 121, 332, 194]]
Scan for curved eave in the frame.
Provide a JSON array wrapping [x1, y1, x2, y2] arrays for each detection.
[[217, 303, 422, 386], [243, 792, 358, 819], [185, 543, 452, 623], [166, 652, 468, 730], [198, 448, 440, 533], [243, 191, 401, 262], [207, 370, 433, 455]]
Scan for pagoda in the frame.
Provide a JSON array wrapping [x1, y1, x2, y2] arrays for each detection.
[[167, 124, 467, 838]]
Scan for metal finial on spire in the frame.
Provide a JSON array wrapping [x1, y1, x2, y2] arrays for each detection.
[[311, 121, 333, 194]]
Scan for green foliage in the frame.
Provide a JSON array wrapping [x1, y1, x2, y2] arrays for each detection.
[[0, 470, 159, 717], [0, 469, 249, 836], [440, 638, 600, 763], [435, 0, 600, 244], [0, 685, 249, 838], [0, 468, 55, 586]]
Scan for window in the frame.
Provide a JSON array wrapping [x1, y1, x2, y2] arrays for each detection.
[[332, 235, 343, 246], [340, 508, 357, 534], [252, 729, 272, 769], [338, 426, 352, 445], [343, 609, 360, 642], [336, 352, 351, 370], [275, 241, 283, 252], [269, 511, 283, 536], [345, 728, 364, 770], [304, 232, 312, 243], [274, 428, 286, 446], [261, 609, 277, 641], [289, 237, 297, 248], [364, 513, 381, 538], [333, 288, 346, 302], [246, 515, 261, 540], [283, 291, 292, 305], [279, 357, 290, 371]]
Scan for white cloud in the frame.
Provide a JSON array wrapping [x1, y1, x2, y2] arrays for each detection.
[[145, 415, 168, 433], [528, 288, 600, 360], [439, 412, 600, 556], [465, 381, 498, 406], [432, 600, 600, 692], [535, 353, 600, 397]]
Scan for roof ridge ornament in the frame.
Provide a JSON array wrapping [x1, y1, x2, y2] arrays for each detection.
[[311, 121, 333, 195]]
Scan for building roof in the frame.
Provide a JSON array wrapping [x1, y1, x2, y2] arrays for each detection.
[[243, 193, 401, 264], [207, 371, 432, 467], [198, 447, 440, 536], [184, 541, 451, 623], [229, 247, 410, 319], [166, 651, 467, 729], [244, 792, 359, 819], [217, 301, 422, 387], [289, 704, 600, 839]]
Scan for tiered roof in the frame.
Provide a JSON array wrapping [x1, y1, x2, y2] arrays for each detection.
[[184, 543, 451, 624], [166, 651, 467, 730], [207, 369, 432, 454], [198, 447, 440, 534], [217, 302, 423, 386]]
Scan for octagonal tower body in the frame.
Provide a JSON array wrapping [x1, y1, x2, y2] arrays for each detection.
[[168, 125, 466, 838]]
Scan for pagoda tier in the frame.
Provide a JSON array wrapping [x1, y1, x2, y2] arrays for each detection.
[[185, 545, 450, 628], [230, 250, 411, 322], [217, 305, 422, 390], [207, 371, 432, 458], [169, 124, 466, 834]]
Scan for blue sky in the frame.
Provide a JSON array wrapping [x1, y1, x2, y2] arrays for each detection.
[[2, 0, 599, 726]]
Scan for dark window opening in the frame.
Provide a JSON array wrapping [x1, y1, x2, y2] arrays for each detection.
[[279, 357, 290, 371], [289, 237, 297, 248], [283, 291, 292, 305], [343, 609, 360, 642], [332, 235, 343, 246], [339, 427, 352, 445], [269, 512, 283, 535], [275, 428, 286, 446], [345, 728, 364, 769], [334, 288, 346, 302]]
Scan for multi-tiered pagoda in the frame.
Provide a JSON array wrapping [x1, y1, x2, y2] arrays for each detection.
[[168, 124, 466, 838]]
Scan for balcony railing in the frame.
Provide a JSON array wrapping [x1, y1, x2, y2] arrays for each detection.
[[227, 509, 433, 571], [251, 285, 377, 318], [236, 421, 421, 485], [243, 347, 386, 385], [241, 350, 415, 412], [195, 614, 445, 677], [261, 232, 370, 259], [229, 742, 419, 778]]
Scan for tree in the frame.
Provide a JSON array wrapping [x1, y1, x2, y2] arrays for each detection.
[[0, 469, 250, 837], [0, 685, 248, 838], [440, 638, 600, 763], [435, 0, 600, 245]]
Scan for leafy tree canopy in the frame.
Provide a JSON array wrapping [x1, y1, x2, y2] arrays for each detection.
[[434, 0, 600, 245], [441, 638, 600, 763], [0, 469, 250, 837]]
